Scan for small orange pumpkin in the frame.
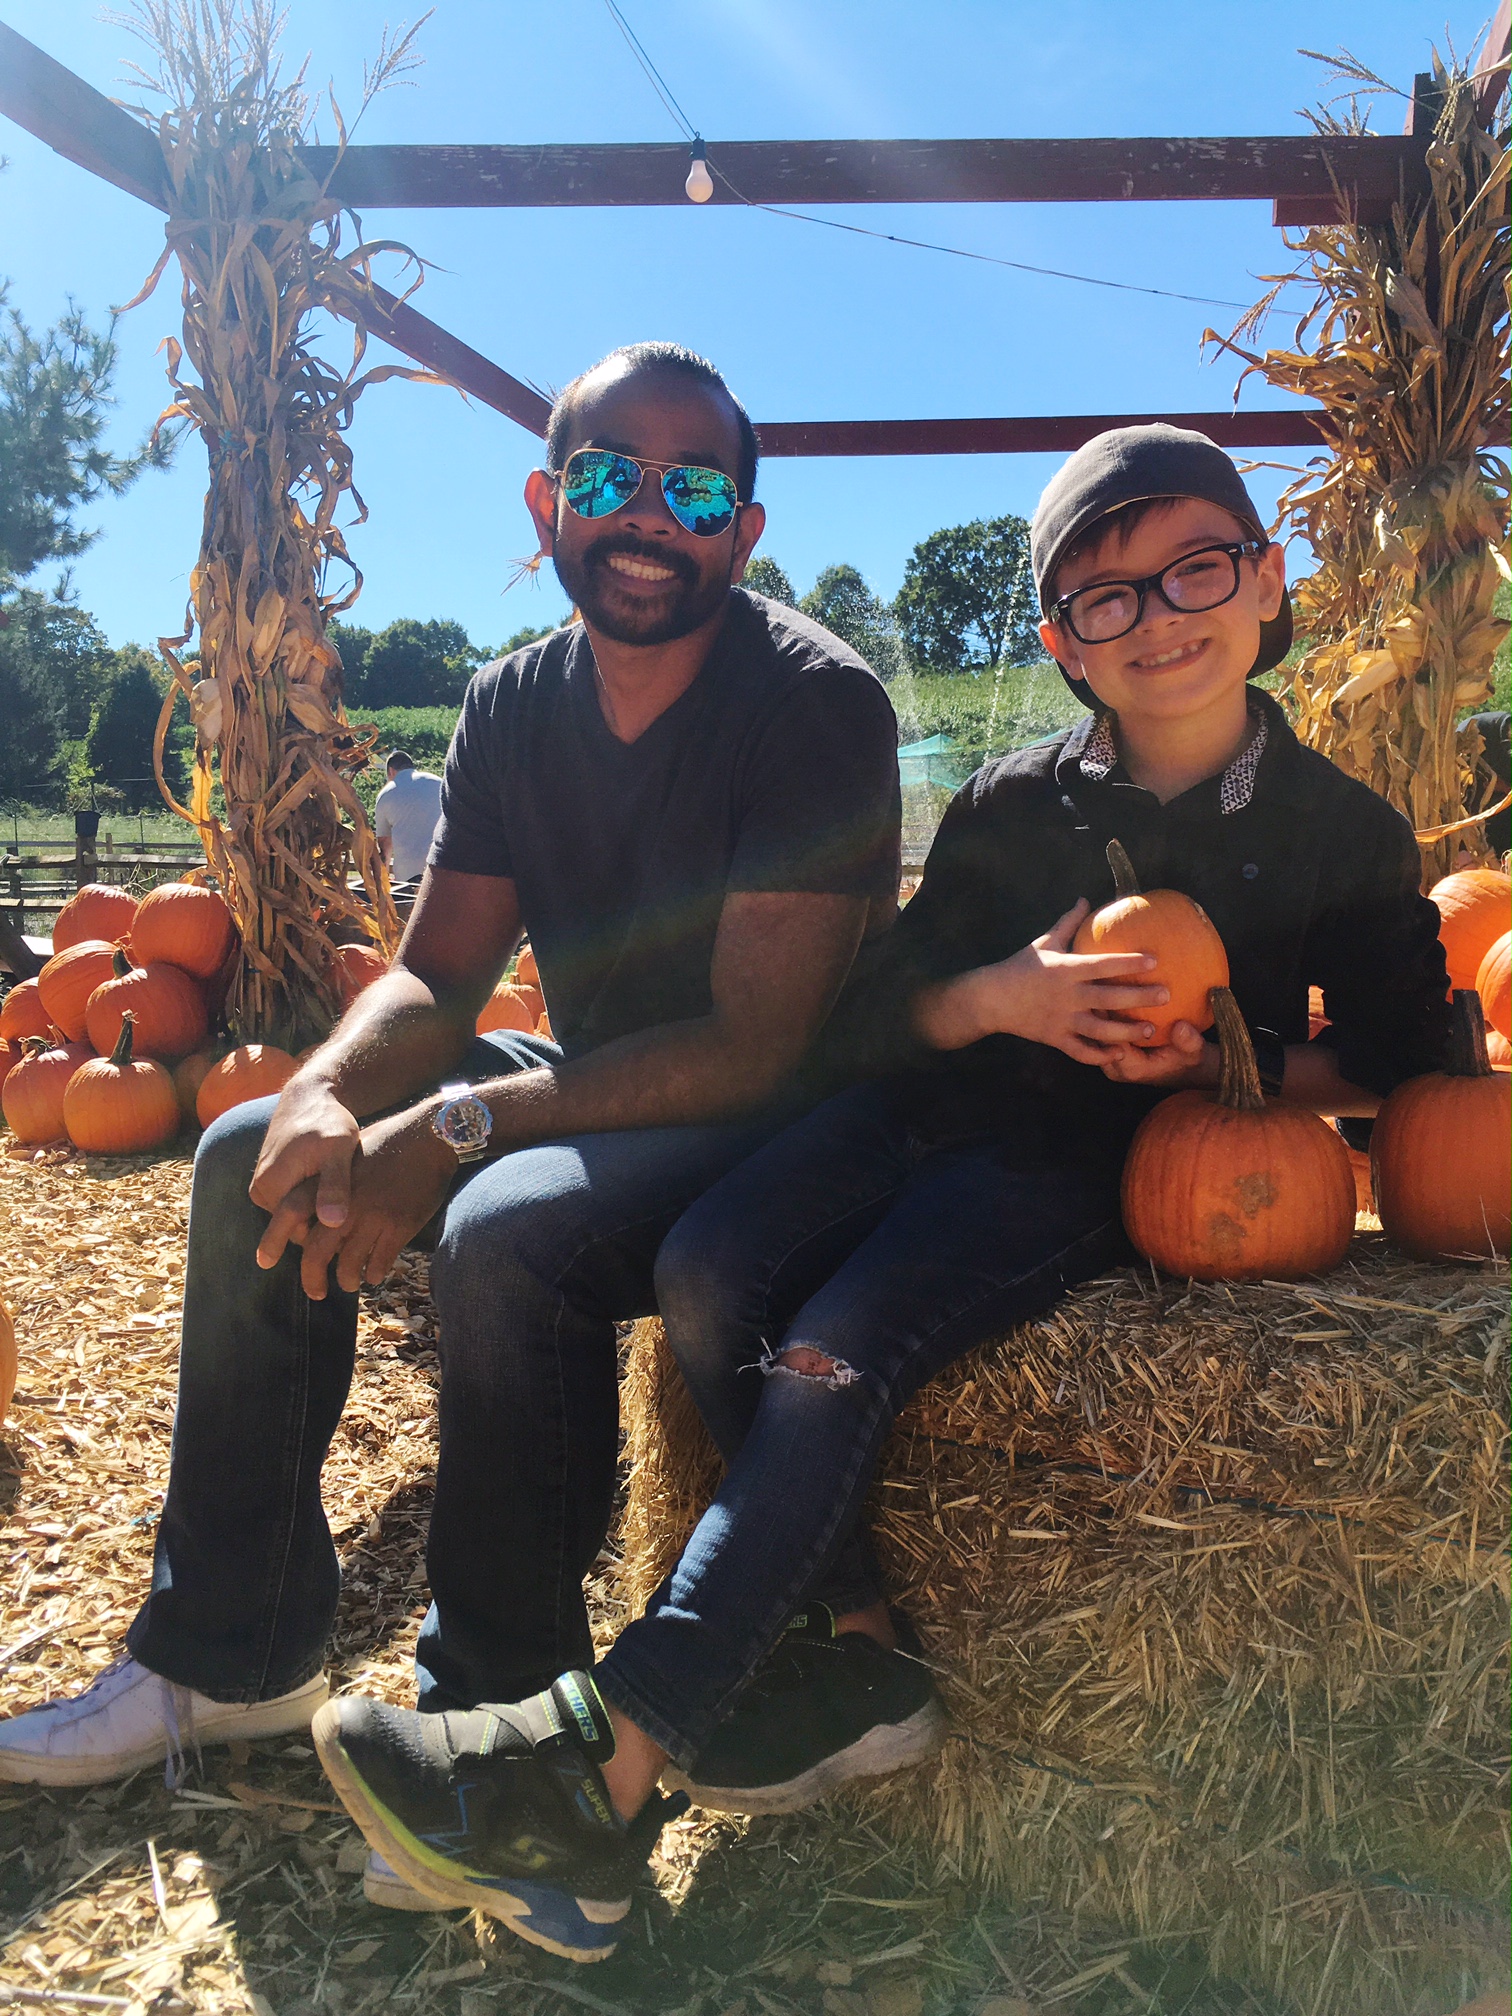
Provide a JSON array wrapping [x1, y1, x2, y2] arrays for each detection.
[[2, 1033, 95, 1144], [64, 1012, 180, 1154], [51, 882, 137, 953], [37, 939, 120, 1042], [196, 1044, 298, 1128], [84, 949, 209, 1061], [1428, 868, 1511, 992], [0, 1292, 15, 1429], [172, 1050, 220, 1126], [535, 1009, 553, 1041], [515, 943, 539, 989], [1371, 990, 1511, 1260], [1120, 987, 1356, 1281], [1474, 931, 1510, 1040], [333, 942, 388, 1007], [130, 882, 237, 980], [477, 981, 537, 1036], [1072, 840, 1229, 1047], [0, 978, 51, 1042]]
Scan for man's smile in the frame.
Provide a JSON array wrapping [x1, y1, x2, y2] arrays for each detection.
[[603, 553, 679, 585]]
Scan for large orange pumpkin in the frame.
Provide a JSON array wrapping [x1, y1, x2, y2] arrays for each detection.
[[51, 882, 137, 953], [477, 982, 537, 1035], [1487, 1027, 1512, 1072], [1474, 931, 1510, 1040], [130, 882, 237, 980], [0, 1037, 19, 1098], [333, 943, 388, 1007], [0, 978, 51, 1042], [1120, 987, 1356, 1281], [172, 1049, 220, 1126], [64, 1013, 180, 1154], [1428, 868, 1511, 992], [1072, 840, 1228, 1047], [1371, 990, 1511, 1260], [2, 1034, 94, 1144], [196, 1044, 298, 1128], [37, 940, 119, 1042], [84, 949, 209, 1061], [515, 943, 539, 989], [0, 1292, 14, 1429]]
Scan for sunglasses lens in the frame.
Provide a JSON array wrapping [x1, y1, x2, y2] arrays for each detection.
[[563, 449, 642, 519], [663, 465, 738, 537]]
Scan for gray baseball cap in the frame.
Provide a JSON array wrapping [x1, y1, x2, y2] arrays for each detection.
[[1030, 423, 1293, 706]]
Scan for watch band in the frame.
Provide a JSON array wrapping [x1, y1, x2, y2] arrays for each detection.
[[1250, 1027, 1286, 1099]]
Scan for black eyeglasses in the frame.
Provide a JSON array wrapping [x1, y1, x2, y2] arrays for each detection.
[[1049, 541, 1265, 645]]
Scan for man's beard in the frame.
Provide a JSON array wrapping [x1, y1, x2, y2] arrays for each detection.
[[553, 532, 731, 646]]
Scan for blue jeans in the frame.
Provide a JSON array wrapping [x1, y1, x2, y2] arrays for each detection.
[[127, 1032, 773, 1710], [595, 1081, 1129, 1768]]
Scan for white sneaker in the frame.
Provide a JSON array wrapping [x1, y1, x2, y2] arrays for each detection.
[[363, 1849, 440, 1912], [0, 1657, 329, 1786]]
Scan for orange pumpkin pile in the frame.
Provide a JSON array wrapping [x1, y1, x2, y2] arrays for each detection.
[[1072, 840, 1229, 1047], [1428, 867, 1511, 993]]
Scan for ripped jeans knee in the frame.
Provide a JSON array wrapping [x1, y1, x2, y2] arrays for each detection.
[[760, 1341, 863, 1391]]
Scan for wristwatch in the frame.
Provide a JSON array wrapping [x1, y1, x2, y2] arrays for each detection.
[[1251, 1027, 1286, 1100], [430, 1083, 494, 1165]]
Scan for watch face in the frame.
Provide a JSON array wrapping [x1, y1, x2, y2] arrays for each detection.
[[437, 1094, 491, 1153]]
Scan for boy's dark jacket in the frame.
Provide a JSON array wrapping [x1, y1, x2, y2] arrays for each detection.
[[816, 691, 1450, 1172]]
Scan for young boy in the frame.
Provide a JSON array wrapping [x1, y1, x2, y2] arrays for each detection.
[[309, 427, 1450, 1962]]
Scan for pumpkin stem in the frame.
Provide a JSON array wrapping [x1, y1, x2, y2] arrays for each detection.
[[111, 947, 133, 978], [1106, 838, 1142, 899], [110, 1011, 137, 1068], [1211, 986, 1266, 1112], [21, 1034, 50, 1060], [1447, 988, 1493, 1078]]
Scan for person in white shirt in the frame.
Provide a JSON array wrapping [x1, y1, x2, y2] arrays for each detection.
[[373, 749, 445, 886]]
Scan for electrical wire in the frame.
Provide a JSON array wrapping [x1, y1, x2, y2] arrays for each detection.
[[601, 0, 1255, 312]]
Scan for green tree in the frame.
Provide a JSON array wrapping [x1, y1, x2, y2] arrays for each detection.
[[341, 616, 485, 709], [799, 564, 908, 678], [895, 515, 1039, 675], [86, 649, 186, 810], [0, 281, 168, 589], [741, 555, 796, 605]]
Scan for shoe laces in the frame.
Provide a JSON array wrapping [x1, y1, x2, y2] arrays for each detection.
[[159, 1679, 201, 1792]]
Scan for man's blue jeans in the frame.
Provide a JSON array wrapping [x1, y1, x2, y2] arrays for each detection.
[[595, 1081, 1130, 1769], [126, 1032, 772, 1711]]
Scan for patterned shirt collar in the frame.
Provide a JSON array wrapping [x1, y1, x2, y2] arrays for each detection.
[[1078, 701, 1269, 814]]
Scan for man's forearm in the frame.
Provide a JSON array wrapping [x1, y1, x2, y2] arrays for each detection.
[[297, 970, 481, 1121], [461, 1013, 798, 1154], [1281, 1043, 1381, 1117]]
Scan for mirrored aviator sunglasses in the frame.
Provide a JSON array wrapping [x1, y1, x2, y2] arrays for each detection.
[[560, 448, 739, 538]]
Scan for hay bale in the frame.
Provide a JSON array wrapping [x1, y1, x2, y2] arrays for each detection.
[[618, 1236, 1510, 2016]]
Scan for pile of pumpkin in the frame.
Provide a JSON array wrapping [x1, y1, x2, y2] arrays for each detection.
[[0, 879, 552, 1158], [1082, 847, 1510, 1281], [0, 882, 302, 1154]]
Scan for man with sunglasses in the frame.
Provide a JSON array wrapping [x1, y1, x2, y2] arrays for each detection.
[[0, 345, 900, 1925]]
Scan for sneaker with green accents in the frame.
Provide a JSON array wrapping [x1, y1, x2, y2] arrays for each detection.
[[312, 1673, 685, 1964]]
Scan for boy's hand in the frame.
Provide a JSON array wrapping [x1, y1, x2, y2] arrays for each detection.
[[1091, 1020, 1218, 1087], [918, 900, 1171, 1061]]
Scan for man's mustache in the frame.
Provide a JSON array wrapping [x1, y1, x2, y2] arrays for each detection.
[[579, 533, 699, 590]]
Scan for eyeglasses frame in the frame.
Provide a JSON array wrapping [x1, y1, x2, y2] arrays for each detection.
[[1048, 540, 1267, 646], [554, 447, 744, 539]]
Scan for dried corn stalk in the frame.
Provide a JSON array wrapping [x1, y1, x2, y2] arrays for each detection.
[[121, 0, 434, 1046], [1210, 59, 1509, 884]]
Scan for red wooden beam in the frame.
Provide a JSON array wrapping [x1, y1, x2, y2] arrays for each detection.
[[0, 20, 169, 210], [1472, 0, 1511, 125], [753, 412, 1329, 458], [365, 285, 552, 436], [304, 134, 1422, 222]]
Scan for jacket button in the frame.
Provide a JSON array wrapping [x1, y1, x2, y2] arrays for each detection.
[[1061, 795, 1076, 810], [1242, 863, 1260, 880]]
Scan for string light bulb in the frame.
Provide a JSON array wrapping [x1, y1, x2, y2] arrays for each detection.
[[685, 139, 714, 203]]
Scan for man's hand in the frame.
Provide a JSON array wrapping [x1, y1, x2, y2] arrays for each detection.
[[258, 1102, 458, 1300], [249, 1076, 363, 1238], [915, 900, 1171, 1061]]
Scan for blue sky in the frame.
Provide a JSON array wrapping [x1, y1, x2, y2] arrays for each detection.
[[0, 0, 1488, 651]]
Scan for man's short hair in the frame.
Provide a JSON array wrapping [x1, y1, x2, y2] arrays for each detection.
[[545, 342, 760, 504], [386, 749, 415, 771]]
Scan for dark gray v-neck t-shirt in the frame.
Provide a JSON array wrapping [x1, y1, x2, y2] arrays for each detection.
[[428, 589, 901, 1058]]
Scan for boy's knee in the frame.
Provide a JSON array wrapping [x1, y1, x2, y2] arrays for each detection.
[[764, 1342, 862, 1390], [194, 1095, 277, 1187]]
